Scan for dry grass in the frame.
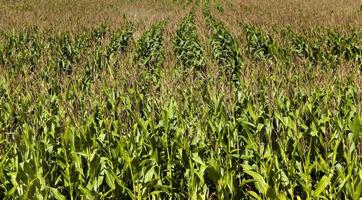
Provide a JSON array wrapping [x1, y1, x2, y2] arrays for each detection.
[[0, 0, 182, 32], [223, 0, 362, 29], [2, 0, 361, 32]]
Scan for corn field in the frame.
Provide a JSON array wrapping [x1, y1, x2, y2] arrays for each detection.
[[0, 0, 361, 199]]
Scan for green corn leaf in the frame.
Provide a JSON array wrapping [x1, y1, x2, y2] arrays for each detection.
[[314, 175, 331, 197], [105, 170, 116, 190], [48, 187, 66, 200], [243, 164, 269, 195], [79, 185, 95, 200]]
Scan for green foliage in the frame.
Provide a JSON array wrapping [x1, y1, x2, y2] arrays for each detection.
[[281, 28, 362, 66], [0, 44, 4, 66], [244, 25, 280, 61], [82, 25, 133, 89], [135, 22, 165, 70], [57, 33, 78, 74], [327, 30, 362, 64], [1, 28, 44, 72], [106, 27, 133, 59], [57, 25, 108, 75], [214, 0, 224, 12], [173, 10, 206, 70], [204, 2, 242, 81]]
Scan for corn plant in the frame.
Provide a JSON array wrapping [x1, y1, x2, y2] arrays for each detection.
[[173, 10, 206, 71], [281, 28, 329, 65], [56, 28, 101, 75], [214, 0, 224, 12], [57, 33, 77, 74], [0, 44, 4, 66], [244, 25, 280, 61], [135, 22, 165, 70], [106, 27, 133, 59], [327, 30, 362, 64], [2, 28, 44, 73], [90, 24, 108, 43], [204, 2, 242, 81], [82, 25, 133, 90]]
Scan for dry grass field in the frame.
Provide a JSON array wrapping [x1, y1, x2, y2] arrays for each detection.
[[0, 0, 361, 199], [1, 0, 361, 30]]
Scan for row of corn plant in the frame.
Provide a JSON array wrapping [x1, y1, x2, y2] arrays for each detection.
[[134, 22, 165, 70], [213, 0, 224, 12], [134, 22, 166, 93], [0, 25, 108, 76], [1, 28, 44, 73], [244, 25, 362, 66], [281, 28, 362, 66], [0, 44, 4, 66], [173, 10, 206, 71], [82, 24, 133, 90], [282, 28, 331, 65], [204, 1, 242, 81], [244, 25, 283, 61], [326, 30, 362, 65], [57, 25, 108, 75]]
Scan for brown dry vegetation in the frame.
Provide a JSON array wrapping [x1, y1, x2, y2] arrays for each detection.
[[0, 0, 184, 32], [2, 0, 361, 31], [224, 0, 362, 29]]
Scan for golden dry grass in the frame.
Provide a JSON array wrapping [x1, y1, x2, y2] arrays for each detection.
[[0, 0, 183, 32], [224, 0, 362, 29], [1, 0, 361, 32]]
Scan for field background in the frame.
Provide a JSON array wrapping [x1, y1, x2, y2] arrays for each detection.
[[0, 0, 362, 30], [0, 0, 361, 199]]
